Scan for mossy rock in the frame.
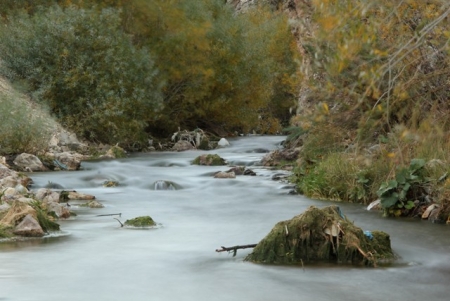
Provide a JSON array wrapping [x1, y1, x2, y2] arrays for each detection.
[[192, 154, 227, 166], [106, 145, 127, 158], [124, 216, 156, 227], [245, 205, 394, 267], [103, 180, 119, 187], [197, 138, 209, 150]]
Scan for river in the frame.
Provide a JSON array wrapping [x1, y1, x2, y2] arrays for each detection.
[[1, 136, 449, 301]]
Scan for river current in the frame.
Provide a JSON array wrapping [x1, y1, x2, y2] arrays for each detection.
[[1, 136, 449, 301]]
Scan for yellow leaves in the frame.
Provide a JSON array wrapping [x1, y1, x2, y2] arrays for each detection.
[[377, 105, 383, 112], [372, 49, 388, 57], [319, 16, 339, 31], [393, 86, 409, 101], [322, 103, 329, 115]]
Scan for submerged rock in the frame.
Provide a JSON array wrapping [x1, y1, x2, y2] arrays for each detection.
[[124, 216, 156, 227], [245, 205, 394, 267], [62, 190, 96, 201], [153, 180, 178, 190], [80, 200, 104, 208], [214, 171, 236, 179]]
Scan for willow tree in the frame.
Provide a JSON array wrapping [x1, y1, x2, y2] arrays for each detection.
[[124, 0, 300, 136]]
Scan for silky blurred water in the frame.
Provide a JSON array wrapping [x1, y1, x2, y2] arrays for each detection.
[[1, 136, 449, 301]]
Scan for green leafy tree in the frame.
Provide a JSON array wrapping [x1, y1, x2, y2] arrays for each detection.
[[0, 5, 162, 148]]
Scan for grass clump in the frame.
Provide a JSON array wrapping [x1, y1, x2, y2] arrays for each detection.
[[0, 91, 55, 155], [0, 225, 13, 238]]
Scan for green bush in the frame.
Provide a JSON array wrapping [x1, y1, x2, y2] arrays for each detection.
[[0, 92, 54, 155], [0, 5, 162, 148], [130, 0, 300, 135]]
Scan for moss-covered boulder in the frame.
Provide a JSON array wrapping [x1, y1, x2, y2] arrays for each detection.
[[245, 205, 394, 267], [192, 154, 227, 166], [124, 216, 156, 227]]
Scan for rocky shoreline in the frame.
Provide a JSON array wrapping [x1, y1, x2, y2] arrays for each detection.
[[0, 131, 235, 240]]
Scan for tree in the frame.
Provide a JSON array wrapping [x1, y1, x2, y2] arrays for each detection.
[[0, 5, 162, 148]]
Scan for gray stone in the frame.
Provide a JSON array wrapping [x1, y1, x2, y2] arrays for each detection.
[[172, 140, 195, 152], [34, 188, 53, 201], [13, 153, 47, 172], [214, 171, 236, 179], [45, 201, 71, 218], [54, 152, 84, 170], [13, 214, 45, 237], [0, 176, 18, 188]]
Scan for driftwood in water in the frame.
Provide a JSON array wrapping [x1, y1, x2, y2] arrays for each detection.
[[114, 218, 124, 227], [96, 213, 122, 217], [215, 244, 257, 257]]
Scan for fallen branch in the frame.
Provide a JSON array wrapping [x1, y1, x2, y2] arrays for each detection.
[[114, 218, 124, 227], [96, 213, 122, 217], [215, 244, 257, 257]]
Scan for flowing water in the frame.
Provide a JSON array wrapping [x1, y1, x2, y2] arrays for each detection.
[[1, 136, 449, 301]]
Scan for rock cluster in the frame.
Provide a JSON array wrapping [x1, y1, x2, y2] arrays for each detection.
[[0, 160, 96, 238]]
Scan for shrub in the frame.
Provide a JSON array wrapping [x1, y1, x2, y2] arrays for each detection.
[[0, 91, 55, 155], [129, 0, 300, 135], [0, 5, 162, 148]]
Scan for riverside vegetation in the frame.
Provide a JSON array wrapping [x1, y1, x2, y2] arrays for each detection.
[[1, 0, 450, 220]]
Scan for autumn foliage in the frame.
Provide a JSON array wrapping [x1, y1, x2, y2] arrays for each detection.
[[0, 0, 300, 147], [290, 0, 450, 216]]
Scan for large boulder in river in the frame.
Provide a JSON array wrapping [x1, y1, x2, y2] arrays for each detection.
[[245, 205, 394, 267], [192, 154, 227, 166]]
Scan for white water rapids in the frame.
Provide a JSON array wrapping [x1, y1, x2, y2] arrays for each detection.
[[1, 136, 449, 301]]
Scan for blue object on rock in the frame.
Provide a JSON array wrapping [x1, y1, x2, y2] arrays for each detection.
[[336, 206, 345, 219], [364, 230, 374, 240], [53, 159, 68, 170]]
